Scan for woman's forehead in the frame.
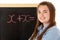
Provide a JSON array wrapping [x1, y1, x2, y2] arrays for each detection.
[[38, 5, 49, 10]]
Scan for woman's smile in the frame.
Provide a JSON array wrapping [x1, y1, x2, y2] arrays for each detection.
[[40, 16, 45, 21]]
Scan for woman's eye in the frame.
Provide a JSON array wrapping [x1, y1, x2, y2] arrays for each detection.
[[43, 10, 47, 13], [44, 11, 47, 13]]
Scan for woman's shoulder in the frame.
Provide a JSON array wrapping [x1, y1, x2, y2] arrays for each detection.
[[47, 25, 60, 34], [46, 25, 60, 35], [42, 25, 60, 40]]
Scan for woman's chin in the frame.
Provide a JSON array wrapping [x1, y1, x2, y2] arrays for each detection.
[[40, 20, 46, 23]]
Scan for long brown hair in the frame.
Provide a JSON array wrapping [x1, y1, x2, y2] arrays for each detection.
[[29, 1, 56, 40]]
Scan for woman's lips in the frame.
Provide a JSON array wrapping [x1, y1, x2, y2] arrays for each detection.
[[40, 17, 45, 20], [40, 17, 44, 20]]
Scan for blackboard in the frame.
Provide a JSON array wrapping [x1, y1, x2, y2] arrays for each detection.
[[0, 7, 37, 40]]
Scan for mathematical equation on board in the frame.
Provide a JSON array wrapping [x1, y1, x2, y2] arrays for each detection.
[[7, 14, 36, 23]]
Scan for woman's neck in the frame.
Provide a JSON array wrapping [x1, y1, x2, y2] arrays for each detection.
[[42, 22, 50, 30], [43, 22, 49, 27]]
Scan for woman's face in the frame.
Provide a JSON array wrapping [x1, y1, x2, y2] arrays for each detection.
[[37, 5, 50, 24]]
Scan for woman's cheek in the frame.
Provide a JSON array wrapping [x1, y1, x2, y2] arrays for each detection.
[[38, 15, 41, 21]]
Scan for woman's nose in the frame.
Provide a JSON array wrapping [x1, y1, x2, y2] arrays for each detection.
[[41, 13, 44, 17]]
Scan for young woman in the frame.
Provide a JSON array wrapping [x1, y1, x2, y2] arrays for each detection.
[[29, 1, 60, 40]]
